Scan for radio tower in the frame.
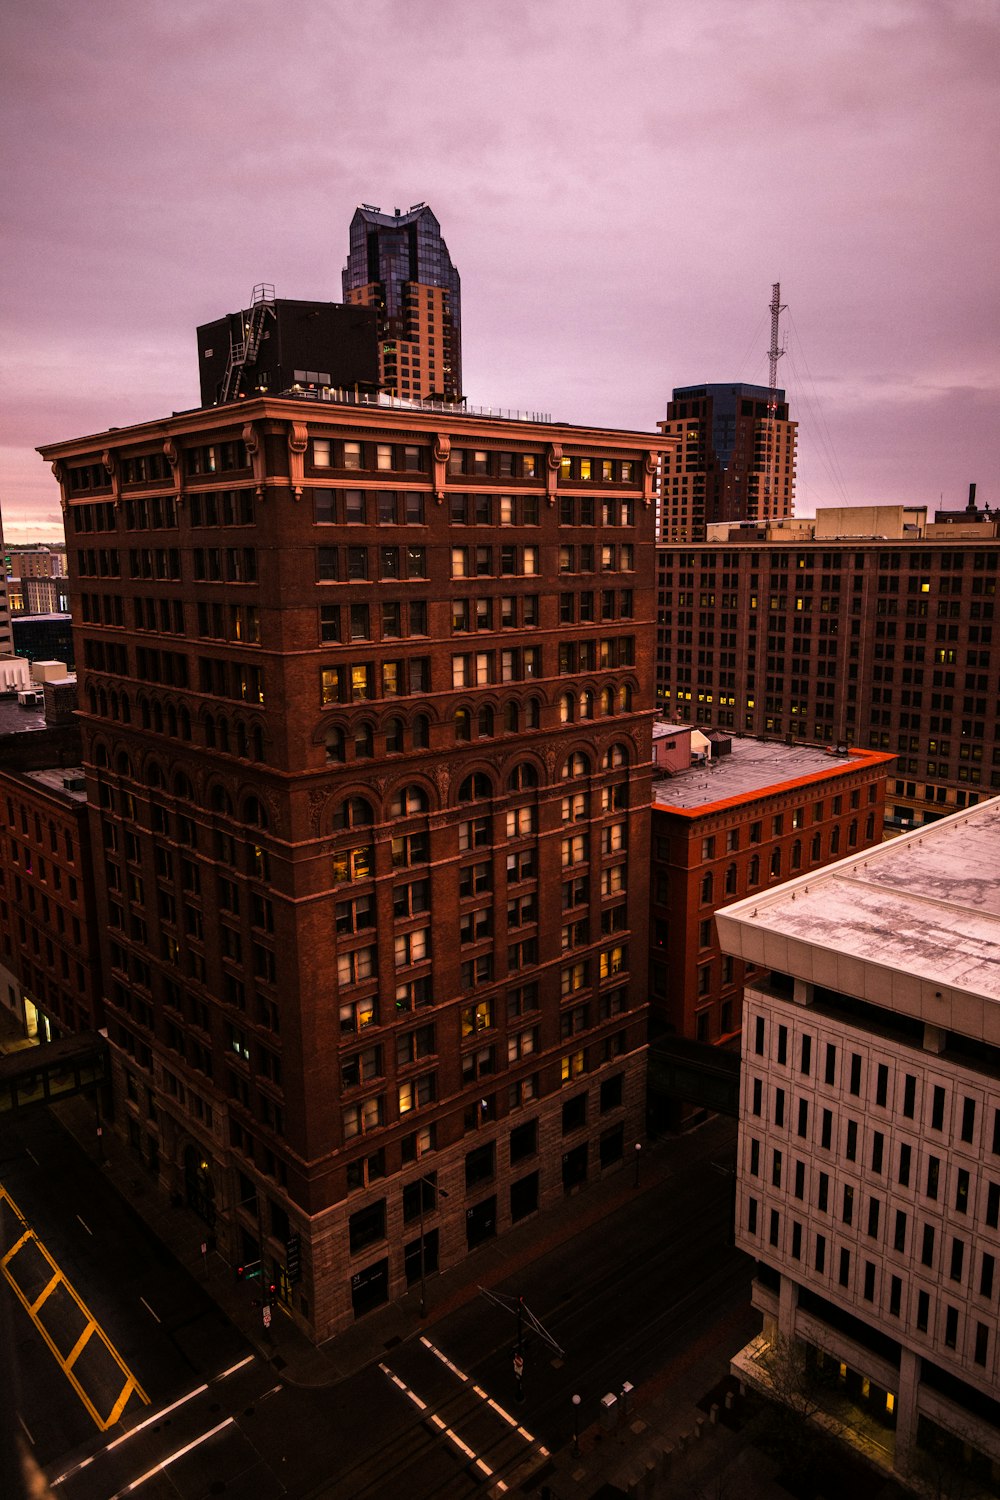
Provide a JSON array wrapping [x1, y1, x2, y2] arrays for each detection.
[[762, 281, 787, 517]]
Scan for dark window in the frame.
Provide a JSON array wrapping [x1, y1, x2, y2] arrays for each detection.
[[863, 1262, 876, 1302], [838, 1247, 850, 1287], [875, 1063, 888, 1108], [894, 1210, 907, 1253], [510, 1120, 537, 1163], [931, 1085, 945, 1131], [916, 1290, 929, 1332], [348, 1200, 386, 1254], [465, 1143, 495, 1188], [562, 1094, 587, 1134], [962, 1097, 976, 1144], [903, 1074, 916, 1118], [849, 1053, 861, 1095], [871, 1131, 884, 1174], [951, 1238, 965, 1283], [824, 1044, 836, 1086], [922, 1223, 935, 1267], [889, 1275, 902, 1317], [800, 1034, 812, 1075]]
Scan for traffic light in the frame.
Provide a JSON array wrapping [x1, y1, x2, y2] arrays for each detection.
[[236, 1264, 246, 1282], [266, 1282, 277, 1306]]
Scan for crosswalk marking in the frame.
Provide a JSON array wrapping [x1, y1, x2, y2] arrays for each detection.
[[0, 1184, 149, 1431]]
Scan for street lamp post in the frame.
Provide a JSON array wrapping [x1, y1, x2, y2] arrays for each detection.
[[572, 1392, 581, 1455], [633, 1140, 642, 1188]]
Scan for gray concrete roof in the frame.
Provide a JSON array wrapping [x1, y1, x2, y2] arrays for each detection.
[[716, 798, 1000, 1038], [652, 737, 856, 811]]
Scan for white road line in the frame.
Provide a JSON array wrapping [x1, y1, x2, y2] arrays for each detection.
[[18, 1412, 34, 1445], [50, 1384, 210, 1484], [25, 1147, 39, 1165], [139, 1297, 160, 1323], [215, 1354, 254, 1380], [76, 1215, 93, 1236], [413, 1337, 540, 1450], [420, 1333, 468, 1381], [109, 1418, 234, 1498], [382, 1362, 497, 1478]]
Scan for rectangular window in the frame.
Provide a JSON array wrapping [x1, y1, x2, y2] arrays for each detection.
[[931, 1085, 946, 1131], [875, 1063, 888, 1108]]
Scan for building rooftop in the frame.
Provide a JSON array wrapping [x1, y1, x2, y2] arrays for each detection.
[[24, 766, 87, 803], [652, 737, 871, 813], [0, 696, 47, 735], [717, 797, 1000, 1019]]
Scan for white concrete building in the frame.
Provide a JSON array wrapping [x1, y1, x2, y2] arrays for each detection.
[[718, 798, 1000, 1485]]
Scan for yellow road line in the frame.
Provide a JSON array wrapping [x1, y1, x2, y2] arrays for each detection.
[[0, 1185, 149, 1430], [65, 1322, 96, 1369], [31, 1268, 61, 1312]]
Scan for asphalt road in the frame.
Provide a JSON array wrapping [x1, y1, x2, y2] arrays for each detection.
[[2, 1107, 750, 1500]]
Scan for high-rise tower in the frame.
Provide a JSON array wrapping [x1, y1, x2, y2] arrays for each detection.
[[41, 394, 667, 1342], [342, 203, 462, 403], [657, 383, 797, 542]]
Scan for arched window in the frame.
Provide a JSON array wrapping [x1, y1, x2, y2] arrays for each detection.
[[561, 751, 590, 780], [98, 688, 108, 717], [251, 724, 265, 762], [503, 701, 519, 734], [724, 862, 737, 895], [354, 723, 373, 759], [179, 705, 192, 741], [525, 698, 541, 730], [459, 772, 492, 802], [385, 717, 404, 754], [155, 701, 166, 734], [791, 840, 802, 871], [326, 727, 345, 763], [507, 762, 538, 792], [210, 784, 234, 816], [242, 795, 269, 830], [770, 848, 782, 878], [204, 714, 216, 749], [146, 761, 165, 790], [749, 854, 760, 887], [390, 785, 428, 817], [139, 696, 151, 729], [116, 750, 133, 778], [120, 693, 131, 724], [601, 686, 616, 715], [413, 714, 430, 750], [95, 742, 109, 768], [334, 796, 374, 831], [174, 771, 194, 800], [88, 686, 97, 715], [455, 708, 472, 742], [477, 705, 494, 738], [110, 692, 119, 722], [217, 716, 230, 754], [602, 743, 628, 770], [700, 872, 714, 905], [579, 690, 594, 720], [236, 721, 249, 758], [619, 683, 632, 712], [559, 692, 575, 724]]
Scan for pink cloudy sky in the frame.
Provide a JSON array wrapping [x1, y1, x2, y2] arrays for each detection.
[[2, 0, 998, 541]]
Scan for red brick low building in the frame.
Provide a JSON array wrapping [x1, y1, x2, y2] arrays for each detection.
[[649, 730, 895, 1046]]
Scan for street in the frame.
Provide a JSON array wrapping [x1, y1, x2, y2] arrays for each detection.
[[1, 1107, 752, 1499]]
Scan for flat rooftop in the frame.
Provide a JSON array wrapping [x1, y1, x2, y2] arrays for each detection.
[[0, 697, 47, 735], [24, 766, 87, 802], [652, 737, 860, 812], [717, 798, 1000, 1020]]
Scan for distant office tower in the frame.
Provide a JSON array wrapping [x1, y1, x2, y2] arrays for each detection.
[[0, 508, 15, 657], [343, 204, 462, 403], [655, 505, 1000, 831], [658, 384, 797, 541], [197, 291, 379, 406], [41, 393, 665, 1342]]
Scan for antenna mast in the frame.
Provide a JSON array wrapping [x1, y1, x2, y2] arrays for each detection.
[[766, 281, 786, 414], [761, 281, 787, 519]]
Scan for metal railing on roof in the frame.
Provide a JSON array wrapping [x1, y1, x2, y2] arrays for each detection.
[[279, 387, 552, 423]]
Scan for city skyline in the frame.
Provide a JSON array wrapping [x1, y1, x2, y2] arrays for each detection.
[[3, 0, 998, 541]]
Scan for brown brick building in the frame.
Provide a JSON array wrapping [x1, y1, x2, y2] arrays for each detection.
[[655, 508, 999, 830], [40, 395, 669, 1341], [657, 384, 797, 542], [0, 710, 100, 1043], [648, 730, 894, 1048]]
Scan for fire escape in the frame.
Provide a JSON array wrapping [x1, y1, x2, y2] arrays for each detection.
[[220, 284, 276, 403]]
